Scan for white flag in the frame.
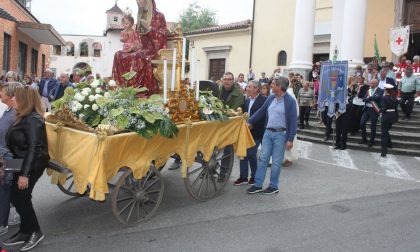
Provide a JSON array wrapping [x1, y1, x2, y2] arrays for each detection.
[[390, 26, 410, 57]]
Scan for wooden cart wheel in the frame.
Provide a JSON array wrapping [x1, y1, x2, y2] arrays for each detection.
[[111, 165, 164, 225], [184, 145, 234, 202], [57, 173, 86, 197]]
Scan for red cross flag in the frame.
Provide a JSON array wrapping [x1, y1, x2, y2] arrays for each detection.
[[390, 25, 410, 57]]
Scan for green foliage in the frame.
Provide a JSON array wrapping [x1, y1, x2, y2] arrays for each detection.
[[178, 1, 218, 33], [122, 71, 137, 81], [198, 91, 229, 121], [52, 79, 178, 140]]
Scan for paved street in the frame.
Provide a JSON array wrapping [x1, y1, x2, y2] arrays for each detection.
[[2, 141, 420, 252]]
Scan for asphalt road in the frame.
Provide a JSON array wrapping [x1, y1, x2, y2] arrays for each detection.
[[2, 141, 420, 252]]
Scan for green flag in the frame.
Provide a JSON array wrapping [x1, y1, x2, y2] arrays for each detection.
[[374, 34, 381, 63]]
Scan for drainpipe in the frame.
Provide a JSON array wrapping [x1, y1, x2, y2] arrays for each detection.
[[249, 0, 256, 68]]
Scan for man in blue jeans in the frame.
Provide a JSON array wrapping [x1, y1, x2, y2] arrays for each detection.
[[246, 76, 297, 195], [234, 80, 267, 186]]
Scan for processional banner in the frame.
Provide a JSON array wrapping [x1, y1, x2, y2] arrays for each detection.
[[318, 61, 348, 118], [390, 26, 410, 57]]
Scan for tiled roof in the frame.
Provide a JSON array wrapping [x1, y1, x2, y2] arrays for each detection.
[[106, 4, 123, 14], [0, 7, 18, 22], [185, 20, 252, 35]]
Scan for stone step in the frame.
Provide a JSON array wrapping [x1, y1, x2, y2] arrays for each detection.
[[297, 134, 420, 157], [299, 126, 420, 142], [305, 117, 420, 133], [309, 110, 420, 119], [305, 115, 420, 127], [298, 128, 420, 150]]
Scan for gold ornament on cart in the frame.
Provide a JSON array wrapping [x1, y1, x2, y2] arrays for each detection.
[[46, 107, 95, 133], [166, 80, 200, 124]]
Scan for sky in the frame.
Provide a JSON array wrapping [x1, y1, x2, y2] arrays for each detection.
[[31, 0, 253, 36]]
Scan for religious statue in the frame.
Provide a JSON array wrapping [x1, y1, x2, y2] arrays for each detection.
[[112, 0, 167, 96]]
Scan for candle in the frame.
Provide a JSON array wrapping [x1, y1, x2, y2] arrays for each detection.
[[196, 59, 200, 101], [171, 47, 177, 91], [190, 47, 195, 89], [163, 58, 168, 103], [181, 37, 186, 80]]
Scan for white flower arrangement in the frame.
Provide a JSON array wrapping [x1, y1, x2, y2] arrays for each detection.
[[108, 80, 117, 87], [81, 88, 91, 96], [52, 80, 179, 140], [74, 92, 85, 102], [90, 80, 100, 88]]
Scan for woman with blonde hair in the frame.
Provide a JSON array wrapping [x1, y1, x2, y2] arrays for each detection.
[[5, 71, 18, 83], [3, 86, 49, 251]]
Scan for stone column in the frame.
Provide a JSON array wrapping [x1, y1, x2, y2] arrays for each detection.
[[290, 0, 316, 74], [329, 0, 346, 60], [340, 0, 368, 68]]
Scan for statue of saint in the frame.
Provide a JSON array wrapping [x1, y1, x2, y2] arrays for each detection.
[[112, 0, 167, 96]]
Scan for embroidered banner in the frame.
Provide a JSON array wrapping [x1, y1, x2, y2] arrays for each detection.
[[318, 61, 348, 118], [390, 26, 410, 57]]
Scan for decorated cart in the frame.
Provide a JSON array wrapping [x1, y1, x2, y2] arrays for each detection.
[[46, 113, 253, 225]]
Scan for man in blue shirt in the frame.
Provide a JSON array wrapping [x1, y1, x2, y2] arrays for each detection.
[[247, 76, 297, 195], [38, 69, 57, 112], [53, 73, 74, 100]]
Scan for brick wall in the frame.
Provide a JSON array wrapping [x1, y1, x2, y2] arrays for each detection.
[[0, 0, 51, 79]]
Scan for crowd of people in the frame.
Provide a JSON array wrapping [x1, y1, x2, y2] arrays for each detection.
[[200, 54, 419, 196], [251, 55, 418, 158], [0, 68, 113, 114], [0, 54, 419, 250]]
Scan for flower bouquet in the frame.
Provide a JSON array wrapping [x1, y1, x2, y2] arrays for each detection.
[[51, 79, 178, 140], [197, 91, 229, 121]]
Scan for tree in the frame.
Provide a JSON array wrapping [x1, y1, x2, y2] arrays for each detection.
[[178, 1, 218, 33]]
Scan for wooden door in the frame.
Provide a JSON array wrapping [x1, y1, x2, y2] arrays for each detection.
[[404, 0, 420, 32], [208, 58, 226, 81]]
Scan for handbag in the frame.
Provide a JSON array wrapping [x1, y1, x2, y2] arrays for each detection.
[[4, 159, 24, 173], [0, 155, 23, 184]]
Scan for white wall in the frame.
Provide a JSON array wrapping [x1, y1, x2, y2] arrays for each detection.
[[251, 0, 296, 78], [187, 29, 252, 81], [49, 31, 123, 78]]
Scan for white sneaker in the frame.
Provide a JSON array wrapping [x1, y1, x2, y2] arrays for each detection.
[[0, 225, 8, 236], [8, 212, 21, 226]]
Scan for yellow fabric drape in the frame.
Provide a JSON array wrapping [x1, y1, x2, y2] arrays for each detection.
[[46, 116, 255, 201]]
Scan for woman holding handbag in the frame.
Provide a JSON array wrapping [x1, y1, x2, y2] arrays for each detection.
[[0, 82, 23, 238], [2, 86, 49, 251]]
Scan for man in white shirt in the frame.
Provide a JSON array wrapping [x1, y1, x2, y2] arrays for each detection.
[[247, 68, 255, 81], [237, 73, 248, 91], [378, 69, 387, 90]]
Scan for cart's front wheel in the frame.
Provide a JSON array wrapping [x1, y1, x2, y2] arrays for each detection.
[[184, 145, 234, 201], [111, 165, 164, 225], [57, 173, 86, 197]]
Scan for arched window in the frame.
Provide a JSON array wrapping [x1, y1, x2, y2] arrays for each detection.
[[278, 50, 287, 66], [80, 42, 89, 57], [66, 42, 74, 56], [93, 42, 102, 57], [53, 45, 62, 55]]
